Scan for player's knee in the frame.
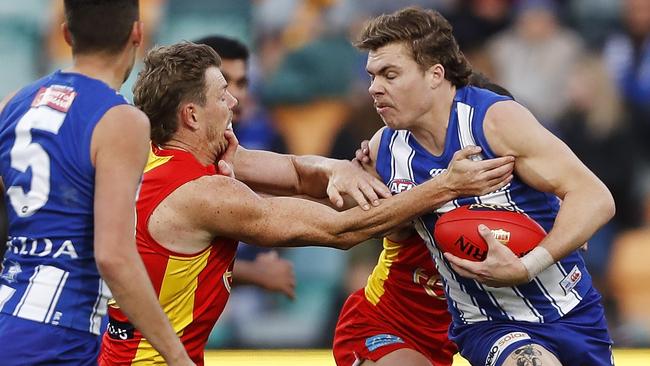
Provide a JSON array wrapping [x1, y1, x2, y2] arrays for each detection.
[[501, 343, 561, 366]]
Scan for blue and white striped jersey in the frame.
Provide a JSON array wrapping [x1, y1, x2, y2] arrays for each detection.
[[0, 70, 127, 335], [376, 85, 595, 326]]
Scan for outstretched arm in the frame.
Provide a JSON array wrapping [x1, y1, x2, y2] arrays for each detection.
[[445, 100, 615, 287], [92, 106, 193, 366], [177, 142, 513, 249], [232, 146, 391, 209]]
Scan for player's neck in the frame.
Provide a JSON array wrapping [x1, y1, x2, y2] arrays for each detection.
[[160, 137, 215, 167], [65, 52, 132, 91], [411, 84, 456, 156]]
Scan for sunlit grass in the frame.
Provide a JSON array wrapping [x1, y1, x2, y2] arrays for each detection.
[[205, 348, 650, 365]]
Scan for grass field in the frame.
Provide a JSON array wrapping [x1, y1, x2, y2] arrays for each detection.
[[205, 349, 650, 365]]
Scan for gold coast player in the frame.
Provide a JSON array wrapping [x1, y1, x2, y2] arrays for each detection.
[[351, 7, 615, 366], [0, 1, 191, 365], [97, 42, 515, 365], [334, 232, 456, 366]]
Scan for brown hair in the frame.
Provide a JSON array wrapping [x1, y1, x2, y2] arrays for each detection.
[[64, 0, 139, 55], [134, 42, 222, 145], [355, 7, 472, 87]]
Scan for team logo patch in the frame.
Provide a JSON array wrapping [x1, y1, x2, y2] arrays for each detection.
[[429, 168, 447, 177], [485, 332, 531, 366], [388, 179, 415, 194], [31, 85, 76, 113], [0, 261, 22, 283], [365, 334, 404, 352], [560, 265, 582, 294]]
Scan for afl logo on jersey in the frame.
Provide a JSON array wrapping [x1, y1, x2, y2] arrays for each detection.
[[388, 179, 416, 194]]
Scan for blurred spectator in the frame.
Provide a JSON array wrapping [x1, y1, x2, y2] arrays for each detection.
[[603, 0, 650, 167], [557, 54, 641, 298], [158, 0, 252, 45], [0, 0, 50, 96], [446, 0, 514, 74], [486, 0, 584, 129], [569, 0, 620, 48], [259, 1, 358, 156], [44, 0, 165, 100], [608, 179, 650, 347]]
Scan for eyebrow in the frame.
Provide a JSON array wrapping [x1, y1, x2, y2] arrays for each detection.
[[367, 65, 399, 76]]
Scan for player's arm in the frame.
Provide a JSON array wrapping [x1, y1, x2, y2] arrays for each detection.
[[186, 144, 513, 248], [363, 127, 515, 199], [232, 146, 391, 210], [92, 106, 193, 366], [445, 101, 615, 286], [232, 252, 296, 299]]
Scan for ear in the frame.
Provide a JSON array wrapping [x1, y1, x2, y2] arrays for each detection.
[[62, 23, 73, 47], [426, 64, 445, 89], [179, 103, 200, 131], [131, 20, 144, 47]]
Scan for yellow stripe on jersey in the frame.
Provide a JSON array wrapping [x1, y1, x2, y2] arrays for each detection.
[[144, 146, 173, 173], [132, 249, 212, 364], [364, 238, 402, 305]]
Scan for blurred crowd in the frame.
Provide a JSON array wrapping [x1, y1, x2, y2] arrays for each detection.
[[1, 0, 649, 349]]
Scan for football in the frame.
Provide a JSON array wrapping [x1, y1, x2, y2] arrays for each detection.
[[433, 203, 547, 261]]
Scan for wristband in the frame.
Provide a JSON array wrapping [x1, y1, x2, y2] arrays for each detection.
[[521, 247, 554, 281]]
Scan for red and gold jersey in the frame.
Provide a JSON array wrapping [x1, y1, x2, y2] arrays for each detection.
[[99, 145, 238, 366], [334, 235, 456, 365], [364, 235, 448, 322]]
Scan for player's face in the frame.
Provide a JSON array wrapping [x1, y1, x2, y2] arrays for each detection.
[[366, 43, 435, 130], [220, 58, 249, 124], [198, 67, 237, 156]]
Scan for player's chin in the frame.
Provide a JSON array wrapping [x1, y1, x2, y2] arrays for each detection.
[[382, 117, 401, 130]]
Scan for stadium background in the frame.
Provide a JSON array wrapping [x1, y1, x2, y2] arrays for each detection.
[[1, 0, 649, 364]]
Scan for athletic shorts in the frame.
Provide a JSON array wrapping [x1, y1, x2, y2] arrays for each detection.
[[450, 294, 614, 366], [333, 290, 456, 365], [0, 313, 100, 365]]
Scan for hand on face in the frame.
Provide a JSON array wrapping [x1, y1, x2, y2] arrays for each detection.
[[216, 129, 238, 178]]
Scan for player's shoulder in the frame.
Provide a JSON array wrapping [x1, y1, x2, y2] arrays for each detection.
[[484, 100, 533, 131], [100, 104, 149, 132], [368, 126, 389, 152]]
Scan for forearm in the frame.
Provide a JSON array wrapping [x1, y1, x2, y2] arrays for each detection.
[[290, 155, 336, 197], [538, 184, 615, 261], [98, 250, 187, 362], [232, 260, 262, 286], [235, 148, 302, 195], [255, 175, 455, 249], [331, 177, 455, 246]]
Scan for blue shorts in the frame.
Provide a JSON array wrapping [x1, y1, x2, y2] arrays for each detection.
[[0, 313, 100, 365], [450, 295, 614, 366]]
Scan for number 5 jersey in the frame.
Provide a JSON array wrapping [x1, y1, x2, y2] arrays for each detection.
[[0, 70, 127, 335]]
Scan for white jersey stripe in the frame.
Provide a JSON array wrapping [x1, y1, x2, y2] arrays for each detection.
[[0, 285, 16, 313], [45, 270, 69, 323], [14, 265, 67, 322]]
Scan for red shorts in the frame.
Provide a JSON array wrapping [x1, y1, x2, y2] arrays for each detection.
[[333, 290, 456, 366]]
